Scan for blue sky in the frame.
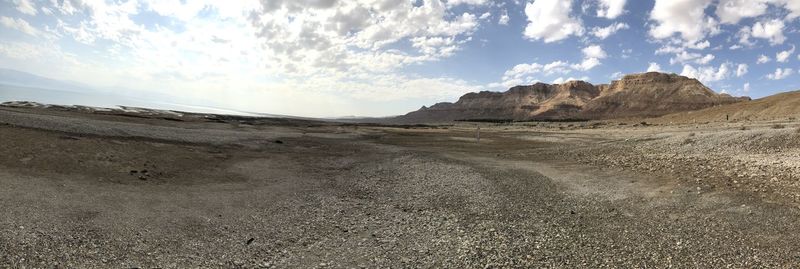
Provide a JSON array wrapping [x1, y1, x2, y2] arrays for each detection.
[[0, 0, 799, 117]]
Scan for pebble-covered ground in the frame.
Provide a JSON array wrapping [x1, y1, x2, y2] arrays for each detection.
[[2, 107, 800, 267]]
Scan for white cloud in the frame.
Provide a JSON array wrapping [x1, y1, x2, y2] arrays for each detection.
[[680, 63, 731, 83], [0, 16, 39, 36], [696, 54, 715, 65], [248, 0, 484, 77], [757, 54, 771, 64], [479, 12, 491, 20], [573, 57, 601, 71], [767, 68, 794, 80], [596, 0, 627, 19], [591, 22, 629, 39], [669, 51, 715, 65], [715, 0, 769, 24], [776, 45, 795, 63], [553, 76, 589, 84], [14, 0, 37, 15], [343, 74, 480, 102], [655, 45, 683, 55], [621, 48, 632, 58], [498, 9, 509, 25], [582, 45, 607, 59], [751, 19, 786, 45], [736, 63, 748, 77], [736, 26, 755, 47], [523, 0, 584, 43], [447, 0, 490, 6], [499, 62, 543, 87], [572, 45, 606, 71], [647, 62, 662, 72], [543, 61, 572, 74], [728, 0, 800, 21], [649, 0, 716, 44], [497, 54, 605, 88], [687, 40, 711, 50], [497, 60, 575, 88], [779, 0, 800, 19], [0, 41, 50, 60], [742, 82, 751, 93]]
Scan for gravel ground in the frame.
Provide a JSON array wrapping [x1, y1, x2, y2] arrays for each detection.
[[540, 121, 800, 205], [2, 108, 800, 267]]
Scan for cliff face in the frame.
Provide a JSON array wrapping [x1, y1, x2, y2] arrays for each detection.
[[402, 81, 600, 122], [397, 72, 750, 123], [579, 72, 750, 119]]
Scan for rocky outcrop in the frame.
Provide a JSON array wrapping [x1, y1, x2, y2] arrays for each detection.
[[401, 81, 600, 122], [579, 72, 750, 119], [397, 72, 749, 123]]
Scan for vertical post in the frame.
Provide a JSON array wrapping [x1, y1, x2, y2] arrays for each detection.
[[476, 125, 480, 143]]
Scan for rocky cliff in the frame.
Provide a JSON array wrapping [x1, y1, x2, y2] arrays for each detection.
[[397, 72, 749, 122]]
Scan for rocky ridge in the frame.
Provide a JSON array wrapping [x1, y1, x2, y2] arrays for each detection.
[[398, 72, 749, 123]]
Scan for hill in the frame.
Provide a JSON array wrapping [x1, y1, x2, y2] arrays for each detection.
[[396, 72, 748, 123], [655, 90, 800, 123]]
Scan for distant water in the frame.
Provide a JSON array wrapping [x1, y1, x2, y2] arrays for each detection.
[[0, 84, 259, 116]]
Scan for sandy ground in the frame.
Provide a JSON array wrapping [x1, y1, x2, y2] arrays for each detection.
[[2, 107, 800, 267]]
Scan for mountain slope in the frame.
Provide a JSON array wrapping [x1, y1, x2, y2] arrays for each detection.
[[579, 72, 749, 119], [396, 72, 749, 123], [655, 90, 800, 123], [400, 81, 599, 122]]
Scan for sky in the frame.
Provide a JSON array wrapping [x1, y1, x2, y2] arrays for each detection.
[[0, 0, 799, 117]]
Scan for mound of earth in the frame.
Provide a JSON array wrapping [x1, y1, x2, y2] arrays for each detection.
[[396, 72, 748, 123]]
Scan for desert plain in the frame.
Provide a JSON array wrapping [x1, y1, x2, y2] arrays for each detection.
[[2, 104, 800, 267]]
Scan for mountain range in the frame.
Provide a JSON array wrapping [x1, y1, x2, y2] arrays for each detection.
[[396, 72, 751, 123]]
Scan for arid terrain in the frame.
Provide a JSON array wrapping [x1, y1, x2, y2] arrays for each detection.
[[3, 103, 800, 267]]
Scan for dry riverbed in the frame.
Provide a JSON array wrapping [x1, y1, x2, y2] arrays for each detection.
[[2, 107, 800, 267]]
